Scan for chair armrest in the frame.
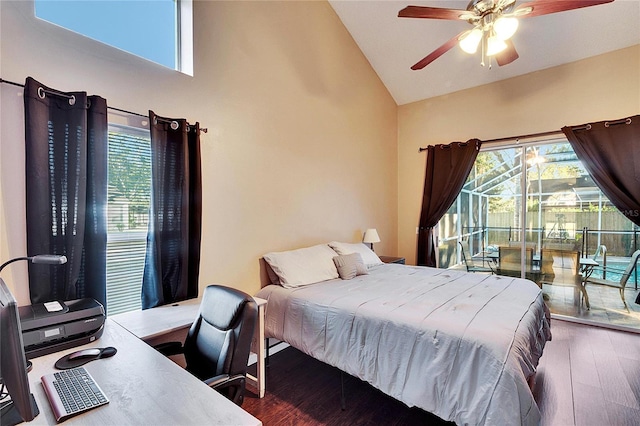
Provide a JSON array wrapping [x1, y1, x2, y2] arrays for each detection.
[[153, 341, 184, 357], [204, 374, 248, 405], [600, 265, 626, 273], [587, 265, 627, 279], [203, 373, 245, 390]]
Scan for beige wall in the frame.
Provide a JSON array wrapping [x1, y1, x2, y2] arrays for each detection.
[[0, 0, 398, 305], [2, 0, 637, 305], [398, 45, 640, 266]]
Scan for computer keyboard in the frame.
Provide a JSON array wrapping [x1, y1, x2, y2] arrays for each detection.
[[41, 367, 109, 422]]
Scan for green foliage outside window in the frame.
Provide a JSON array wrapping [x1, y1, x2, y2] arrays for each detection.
[[107, 131, 151, 232]]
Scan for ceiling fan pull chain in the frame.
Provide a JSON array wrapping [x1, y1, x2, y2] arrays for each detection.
[[480, 34, 486, 67]]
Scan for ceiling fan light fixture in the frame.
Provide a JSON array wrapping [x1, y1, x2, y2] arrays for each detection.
[[459, 28, 483, 54], [493, 16, 519, 40], [398, 0, 616, 71], [486, 34, 507, 56]]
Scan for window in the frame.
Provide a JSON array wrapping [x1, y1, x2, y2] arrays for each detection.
[[106, 124, 151, 315], [34, 0, 193, 74]]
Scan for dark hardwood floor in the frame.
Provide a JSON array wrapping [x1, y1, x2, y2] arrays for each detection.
[[242, 319, 640, 425], [243, 344, 452, 425]]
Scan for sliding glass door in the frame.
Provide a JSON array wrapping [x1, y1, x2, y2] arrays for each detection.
[[439, 138, 640, 331]]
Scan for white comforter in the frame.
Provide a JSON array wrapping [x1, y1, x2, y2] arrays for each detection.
[[256, 264, 551, 426]]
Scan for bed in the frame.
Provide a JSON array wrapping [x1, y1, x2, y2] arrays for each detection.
[[256, 242, 551, 425]]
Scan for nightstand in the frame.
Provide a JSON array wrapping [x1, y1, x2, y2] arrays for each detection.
[[379, 256, 405, 264]]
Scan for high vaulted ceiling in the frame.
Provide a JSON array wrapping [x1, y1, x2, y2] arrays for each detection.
[[328, 0, 640, 105]]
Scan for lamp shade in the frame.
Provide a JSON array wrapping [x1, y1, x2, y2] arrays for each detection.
[[494, 17, 519, 41], [486, 34, 507, 56], [363, 229, 381, 244], [459, 28, 482, 54]]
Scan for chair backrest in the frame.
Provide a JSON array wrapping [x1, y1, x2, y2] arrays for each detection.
[[539, 249, 555, 277], [499, 246, 533, 273], [620, 250, 640, 287], [459, 241, 472, 271], [543, 242, 576, 251], [508, 241, 537, 253], [540, 249, 580, 285], [184, 285, 258, 383]]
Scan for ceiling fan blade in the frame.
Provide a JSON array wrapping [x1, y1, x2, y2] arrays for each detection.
[[398, 5, 469, 20], [411, 31, 466, 70], [496, 40, 519, 66], [515, 0, 614, 18]]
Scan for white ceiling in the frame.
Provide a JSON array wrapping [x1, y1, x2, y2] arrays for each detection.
[[328, 0, 640, 105]]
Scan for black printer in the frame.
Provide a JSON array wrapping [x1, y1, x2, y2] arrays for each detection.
[[18, 298, 105, 358]]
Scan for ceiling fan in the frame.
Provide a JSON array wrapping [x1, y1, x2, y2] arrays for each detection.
[[398, 0, 615, 70]]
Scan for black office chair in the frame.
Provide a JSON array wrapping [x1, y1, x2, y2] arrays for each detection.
[[156, 285, 258, 406]]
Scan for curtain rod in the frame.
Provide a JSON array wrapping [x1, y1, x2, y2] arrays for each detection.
[[418, 129, 564, 152], [1, 78, 208, 133]]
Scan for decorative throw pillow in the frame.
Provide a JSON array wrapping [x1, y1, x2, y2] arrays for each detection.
[[333, 253, 369, 280], [328, 241, 383, 268]]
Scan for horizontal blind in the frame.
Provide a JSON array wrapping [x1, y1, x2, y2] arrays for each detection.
[[106, 234, 146, 315], [106, 127, 151, 316]]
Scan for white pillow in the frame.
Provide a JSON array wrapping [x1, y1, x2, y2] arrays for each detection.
[[328, 241, 383, 267], [263, 244, 339, 289]]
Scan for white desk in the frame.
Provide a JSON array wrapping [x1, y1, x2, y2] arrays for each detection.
[[110, 298, 201, 341], [27, 319, 261, 425], [111, 296, 268, 398]]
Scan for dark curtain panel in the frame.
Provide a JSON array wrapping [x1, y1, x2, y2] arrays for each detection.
[[562, 115, 640, 305], [24, 77, 108, 307], [562, 116, 640, 227], [417, 139, 480, 267], [141, 111, 202, 309]]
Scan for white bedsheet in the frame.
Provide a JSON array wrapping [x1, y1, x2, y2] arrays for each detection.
[[256, 264, 551, 426]]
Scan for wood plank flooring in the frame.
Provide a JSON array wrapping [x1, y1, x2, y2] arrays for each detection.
[[533, 319, 640, 426], [242, 319, 640, 425]]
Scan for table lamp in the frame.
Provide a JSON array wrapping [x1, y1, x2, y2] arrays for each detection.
[[363, 229, 380, 251]]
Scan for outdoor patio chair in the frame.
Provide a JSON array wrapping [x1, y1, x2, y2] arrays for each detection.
[[459, 242, 494, 274], [540, 249, 585, 306], [498, 246, 534, 276], [584, 249, 640, 308]]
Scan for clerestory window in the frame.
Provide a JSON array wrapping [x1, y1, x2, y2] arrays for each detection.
[[34, 0, 193, 75]]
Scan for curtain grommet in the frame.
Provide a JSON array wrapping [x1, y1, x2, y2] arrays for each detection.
[[37, 87, 46, 99]]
